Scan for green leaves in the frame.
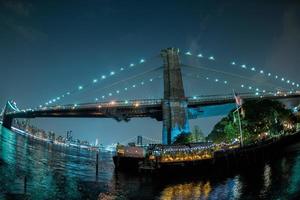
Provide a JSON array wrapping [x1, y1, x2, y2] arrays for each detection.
[[208, 99, 297, 144]]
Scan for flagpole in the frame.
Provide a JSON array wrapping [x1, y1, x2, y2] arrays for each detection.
[[233, 90, 244, 147], [236, 106, 243, 147]]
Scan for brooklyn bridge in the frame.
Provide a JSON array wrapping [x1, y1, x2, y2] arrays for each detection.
[[2, 48, 300, 144]]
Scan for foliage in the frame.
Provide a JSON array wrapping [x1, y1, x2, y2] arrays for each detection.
[[207, 100, 297, 144], [173, 126, 206, 144], [173, 132, 191, 144]]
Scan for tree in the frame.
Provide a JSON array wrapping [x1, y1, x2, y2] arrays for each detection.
[[192, 125, 205, 142], [207, 100, 297, 144], [173, 131, 192, 144]]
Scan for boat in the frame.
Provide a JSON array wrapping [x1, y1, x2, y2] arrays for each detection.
[[113, 131, 300, 174]]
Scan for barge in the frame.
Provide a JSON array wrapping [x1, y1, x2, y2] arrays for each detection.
[[113, 131, 300, 173]]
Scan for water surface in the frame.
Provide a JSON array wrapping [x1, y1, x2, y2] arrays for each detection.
[[1, 126, 300, 200]]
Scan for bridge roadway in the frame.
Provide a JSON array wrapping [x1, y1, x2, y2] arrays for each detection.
[[5, 93, 300, 122]]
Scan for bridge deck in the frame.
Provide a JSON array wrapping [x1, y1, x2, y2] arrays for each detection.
[[5, 93, 300, 121]]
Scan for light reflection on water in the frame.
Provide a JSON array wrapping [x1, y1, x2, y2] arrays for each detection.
[[160, 182, 212, 200], [1, 126, 300, 200]]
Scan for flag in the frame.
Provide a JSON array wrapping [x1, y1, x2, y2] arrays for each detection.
[[233, 91, 243, 107]]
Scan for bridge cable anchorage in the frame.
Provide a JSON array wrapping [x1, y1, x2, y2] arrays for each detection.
[[39, 54, 160, 109], [182, 52, 299, 90], [181, 64, 291, 92]]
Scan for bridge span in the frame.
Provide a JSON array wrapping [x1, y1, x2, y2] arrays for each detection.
[[2, 48, 300, 144], [3, 93, 300, 125]]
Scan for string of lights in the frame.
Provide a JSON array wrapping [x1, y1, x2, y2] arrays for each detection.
[[40, 57, 149, 109], [183, 73, 271, 99], [183, 51, 299, 90]]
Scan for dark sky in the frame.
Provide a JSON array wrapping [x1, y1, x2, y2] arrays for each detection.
[[0, 0, 300, 144]]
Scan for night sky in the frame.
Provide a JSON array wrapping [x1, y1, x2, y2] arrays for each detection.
[[1, 0, 299, 144]]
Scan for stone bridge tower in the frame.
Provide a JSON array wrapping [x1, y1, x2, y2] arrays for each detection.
[[161, 48, 190, 144]]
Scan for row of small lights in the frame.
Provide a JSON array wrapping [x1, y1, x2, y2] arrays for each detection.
[[40, 75, 162, 110], [22, 51, 298, 112], [184, 51, 299, 90], [188, 70, 297, 99], [231, 62, 299, 89], [189, 74, 270, 100], [94, 75, 161, 103], [39, 58, 146, 109]]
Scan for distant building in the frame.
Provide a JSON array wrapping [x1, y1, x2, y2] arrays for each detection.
[[137, 136, 143, 146], [48, 131, 55, 142], [66, 131, 73, 142]]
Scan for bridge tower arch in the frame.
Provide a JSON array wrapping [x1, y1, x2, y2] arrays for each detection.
[[161, 48, 190, 144]]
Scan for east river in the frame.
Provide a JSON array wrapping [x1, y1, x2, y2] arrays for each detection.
[[1, 126, 300, 200]]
